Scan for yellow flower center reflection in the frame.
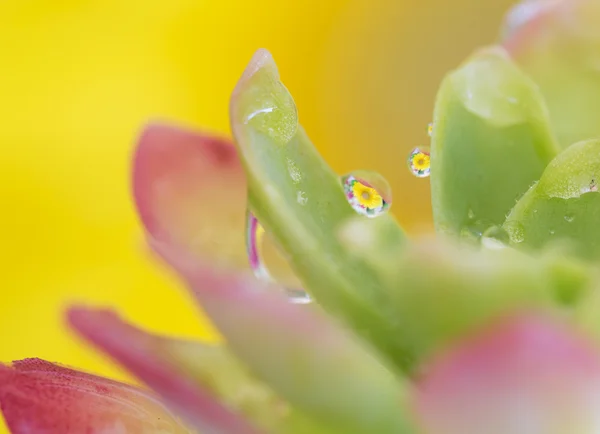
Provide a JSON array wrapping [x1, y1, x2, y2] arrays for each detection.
[[413, 152, 430, 172], [352, 181, 383, 210]]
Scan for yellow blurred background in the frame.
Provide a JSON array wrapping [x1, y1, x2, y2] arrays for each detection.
[[0, 0, 515, 430]]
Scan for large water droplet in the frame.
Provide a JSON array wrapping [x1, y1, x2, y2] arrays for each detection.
[[408, 146, 431, 178], [481, 225, 510, 250], [341, 170, 392, 218], [504, 220, 526, 243], [242, 67, 298, 144], [246, 211, 311, 304], [564, 213, 575, 223]]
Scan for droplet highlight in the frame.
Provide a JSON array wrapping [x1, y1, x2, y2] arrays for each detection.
[[408, 146, 431, 178], [481, 225, 510, 250], [246, 211, 311, 304], [504, 220, 525, 244], [341, 170, 392, 218], [427, 122, 434, 137]]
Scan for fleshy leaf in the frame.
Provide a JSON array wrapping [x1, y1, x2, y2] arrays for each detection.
[[0, 358, 191, 434], [377, 238, 571, 367], [68, 307, 326, 433], [67, 309, 261, 434], [152, 241, 416, 434], [503, 139, 600, 259], [430, 46, 559, 236], [413, 315, 600, 434], [229, 49, 408, 369], [133, 123, 297, 285], [503, 0, 600, 147]]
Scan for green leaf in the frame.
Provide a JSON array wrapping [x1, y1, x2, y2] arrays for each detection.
[[502, 0, 600, 148], [503, 138, 600, 260], [164, 341, 332, 434], [430, 46, 559, 236], [380, 240, 566, 364], [229, 49, 410, 371]]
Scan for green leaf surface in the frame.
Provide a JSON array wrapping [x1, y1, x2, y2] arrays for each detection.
[[504, 139, 600, 260], [229, 49, 410, 371], [430, 46, 559, 236], [383, 239, 573, 364], [503, 0, 600, 148], [165, 340, 331, 434]]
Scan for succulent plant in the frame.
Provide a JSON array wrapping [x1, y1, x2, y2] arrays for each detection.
[[5, 0, 600, 433]]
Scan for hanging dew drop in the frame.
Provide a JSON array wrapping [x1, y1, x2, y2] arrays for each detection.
[[245, 211, 312, 304], [408, 146, 431, 178], [341, 170, 392, 218]]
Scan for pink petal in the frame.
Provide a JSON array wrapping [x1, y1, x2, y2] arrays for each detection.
[[0, 358, 191, 434], [67, 308, 261, 434], [149, 240, 411, 433], [133, 123, 248, 269], [414, 315, 600, 434]]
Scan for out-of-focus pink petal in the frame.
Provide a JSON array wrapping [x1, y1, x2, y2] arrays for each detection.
[[133, 123, 248, 269], [0, 358, 191, 434], [414, 315, 600, 434], [149, 240, 413, 433], [502, 0, 600, 147], [67, 308, 261, 434]]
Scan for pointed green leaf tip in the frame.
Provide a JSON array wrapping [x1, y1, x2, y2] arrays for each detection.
[[229, 49, 409, 370], [504, 138, 600, 260], [430, 46, 559, 237]]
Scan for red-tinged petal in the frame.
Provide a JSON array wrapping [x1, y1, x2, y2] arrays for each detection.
[[133, 123, 249, 269], [0, 358, 191, 434], [414, 315, 600, 434], [149, 240, 414, 434], [67, 308, 261, 434]]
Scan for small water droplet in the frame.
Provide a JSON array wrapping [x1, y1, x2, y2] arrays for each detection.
[[341, 170, 392, 218], [286, 158, 302, 184], [564, 214, 575, 223], [408, 146, 431, 178], [549, 229, 556, 235], [297, 191, 308, 205], [467, 209, 475, 220], [246, 211, 311, 304], [427, 122, 434, 137], [242, 67, 298, 144], [504, 221, 525, 243], [460, 219, 493, 243], [481, 225, 510, 250]]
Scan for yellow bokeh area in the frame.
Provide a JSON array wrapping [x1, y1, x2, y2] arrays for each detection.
[[0, 0, 514, 430]]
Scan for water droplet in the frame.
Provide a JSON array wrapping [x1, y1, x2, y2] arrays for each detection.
[[242, 67, 298, 144], [297, 191, 308, 205], [481, 226, 510, 250], [408, 146, 431, 178], [286, 158, 302, 184], [427, 122, 434, 137], [549, 229, 556, 235], [467, 209, 475, 220], [341, 170, 392, 218], [504, 221, 525, 243], [564, 214, 575, 223], [460, 219, 493, 244], [246, 211, 311, 304]]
